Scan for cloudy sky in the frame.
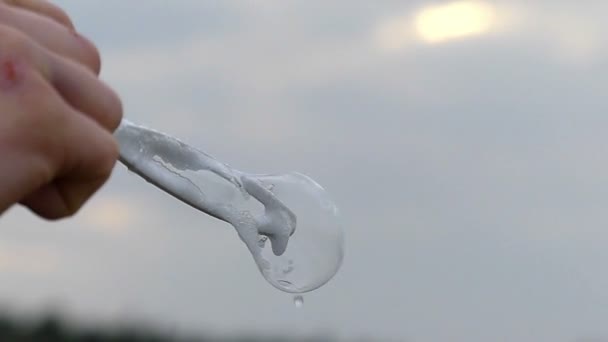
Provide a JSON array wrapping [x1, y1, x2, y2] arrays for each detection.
[[1, 1, 608, 341]]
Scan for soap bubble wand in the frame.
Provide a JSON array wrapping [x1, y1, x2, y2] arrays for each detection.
[[115, 119, 344, 294]]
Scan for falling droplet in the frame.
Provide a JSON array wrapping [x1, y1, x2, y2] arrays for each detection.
[[294, 295, 304, 308]]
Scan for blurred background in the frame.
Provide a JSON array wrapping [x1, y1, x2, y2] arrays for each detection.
[[1, 0, 608, 341]]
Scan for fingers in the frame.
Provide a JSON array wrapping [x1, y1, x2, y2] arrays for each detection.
[[0, 1, 100, 73], [50, 54, 122, 131], [0, 59, 118, 219], [0, 2, 121, 219], [21, 130, 118, 220], [3, 0, 74, 29], [21, 115, 118, 219], [20, 184, 71, 219], [0, 25, 120, 219], [0, 25, 122, 132], [0, 4, 117, 130]]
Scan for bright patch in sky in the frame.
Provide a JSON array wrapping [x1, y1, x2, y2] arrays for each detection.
[[81, 196, 135, 235], [375, 1, 497, 50], [415, 1, 496, 43], [0, 243, 60, 275]]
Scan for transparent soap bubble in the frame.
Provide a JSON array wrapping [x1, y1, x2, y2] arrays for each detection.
[[253, 172, 343, 293], [115, 119, 344, 294]]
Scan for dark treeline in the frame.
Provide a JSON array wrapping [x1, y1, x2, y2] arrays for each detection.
[[0, 312, 337, 342]]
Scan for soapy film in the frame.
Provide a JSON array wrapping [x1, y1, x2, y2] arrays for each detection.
[[115, 120, 344, 293]]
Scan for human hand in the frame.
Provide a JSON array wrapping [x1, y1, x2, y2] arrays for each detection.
[[0, 0, 123, 219]]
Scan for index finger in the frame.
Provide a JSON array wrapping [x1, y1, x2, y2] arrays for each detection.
[[3, 0, 74, 29]]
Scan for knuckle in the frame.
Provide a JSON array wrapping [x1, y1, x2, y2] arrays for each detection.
[[97, 134, 120, 177], [77, 34, 101, 74], [4, 0, 75, 29], [57, 198, 80, 219], [87, 46, 101, 75], [52, 7, 75, 29], [0, 25, 30, 58], [15, 85, 70, 173], [21, 71, 50, 96], [50, 206, 74, 220], [105, 87, 123, 131], [63, 202, 80, 218], [20, 76, 64, 119]]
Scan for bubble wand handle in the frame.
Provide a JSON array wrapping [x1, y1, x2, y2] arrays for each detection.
[[115, 118, 240, 223]]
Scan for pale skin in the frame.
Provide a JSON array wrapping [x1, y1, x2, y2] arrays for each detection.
[[0, 0, 122, 219]]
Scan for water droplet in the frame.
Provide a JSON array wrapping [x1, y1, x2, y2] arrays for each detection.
[[294, 295, 303, 308]]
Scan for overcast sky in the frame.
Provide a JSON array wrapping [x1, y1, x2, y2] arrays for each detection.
[[1, 1, 608, 341]]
